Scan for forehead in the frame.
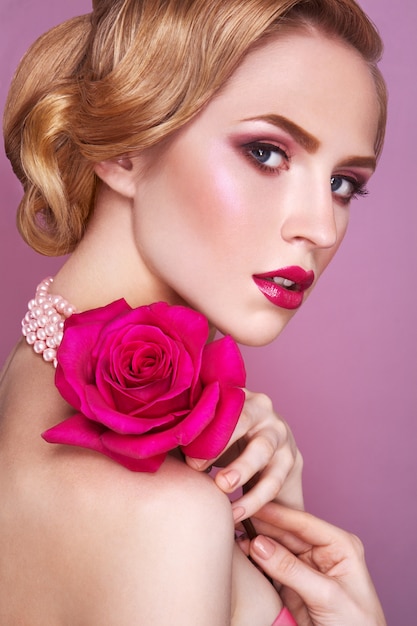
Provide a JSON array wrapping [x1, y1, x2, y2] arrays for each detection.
[[204, 30, 380, 156]]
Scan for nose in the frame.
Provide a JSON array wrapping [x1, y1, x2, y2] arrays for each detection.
[[280, 178, 339, 250]]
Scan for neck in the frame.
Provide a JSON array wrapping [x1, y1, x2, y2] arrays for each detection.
[[51, 185, 186, 312]]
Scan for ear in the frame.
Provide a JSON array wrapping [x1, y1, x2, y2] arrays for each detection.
[[94, 156, 137, 199]]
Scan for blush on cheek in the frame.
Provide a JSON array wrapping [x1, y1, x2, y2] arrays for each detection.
[[209, 166, 245, 219]]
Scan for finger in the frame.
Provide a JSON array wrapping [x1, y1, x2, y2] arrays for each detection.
[[249, 517, 311, 556], [228, 444, 299, 521], [249, 535, 335, 607], [184, 456, 215, 472], [216, 423, 291, 490], [254, 502, 348, 548], [235, 536, 250, 556], [280, 587, 313, 626], [184, 390, 260, 472], [230, 469, 289, 522], [226, 388, 287, 448]]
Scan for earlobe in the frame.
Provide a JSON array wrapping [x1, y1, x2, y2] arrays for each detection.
[[94, 156, 136, 198]]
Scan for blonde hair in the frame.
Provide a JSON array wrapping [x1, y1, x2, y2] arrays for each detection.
[[4, 0, 386, 256]]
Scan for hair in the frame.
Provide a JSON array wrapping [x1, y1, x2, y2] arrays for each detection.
[[3, 0, 387, 256]]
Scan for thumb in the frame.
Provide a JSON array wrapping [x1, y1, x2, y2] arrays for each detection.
[[250, 535, 332, 607]]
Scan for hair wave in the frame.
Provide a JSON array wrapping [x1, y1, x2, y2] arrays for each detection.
[[3, 0, 387, 256]]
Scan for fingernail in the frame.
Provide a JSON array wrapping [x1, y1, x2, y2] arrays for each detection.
[[252, 536, 275, 559], [218, 469, 240, 489], [188, 458, 206, 470], [232, 506, 246, 523]]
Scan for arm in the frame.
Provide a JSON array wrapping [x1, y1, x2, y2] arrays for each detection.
[[242, 503, 387, 626]]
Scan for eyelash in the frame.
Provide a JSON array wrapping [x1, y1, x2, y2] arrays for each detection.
[[243, 141, 369, 203], [331, 175, 369, 205], [242, 141, 290, 175]]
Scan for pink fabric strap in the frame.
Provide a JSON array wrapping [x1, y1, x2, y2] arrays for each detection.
[[271, 606, 297, 626]]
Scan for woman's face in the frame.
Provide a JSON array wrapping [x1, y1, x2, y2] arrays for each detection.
[[131, 30, 380, 346]]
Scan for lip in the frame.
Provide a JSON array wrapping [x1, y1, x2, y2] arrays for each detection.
[[252, 266, 315, 310]]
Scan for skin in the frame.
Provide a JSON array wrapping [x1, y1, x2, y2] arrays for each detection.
[[93, 30, 377, 347], [0, 29, 380, 625], [241, 503, 387, 626]]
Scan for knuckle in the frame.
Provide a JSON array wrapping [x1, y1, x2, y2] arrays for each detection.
[[278, 551, 299, 579], [315, 579, 338, 607], [256, 433, 277, 458], [253, 392, 274, 413], [275, 419, 289, 441], [348, 532, 365, 558], [294, 449, 303, 470]]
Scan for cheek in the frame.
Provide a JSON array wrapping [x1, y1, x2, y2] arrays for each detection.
[[165, 144, 252, 242]]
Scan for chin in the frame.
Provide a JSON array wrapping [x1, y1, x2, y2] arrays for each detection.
[[217, 311, 296, 347]]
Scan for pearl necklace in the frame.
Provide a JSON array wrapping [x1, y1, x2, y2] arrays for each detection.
[[21, 277, 76, 368]]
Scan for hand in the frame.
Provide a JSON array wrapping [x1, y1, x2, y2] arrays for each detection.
[[186, 389, 304, 520], [240, 502, 387, 626]]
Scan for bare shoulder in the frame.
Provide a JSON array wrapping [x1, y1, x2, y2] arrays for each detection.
[[47, 452, 234, 625], [58, 449, 233, 534], [0, 349, 235, 624]]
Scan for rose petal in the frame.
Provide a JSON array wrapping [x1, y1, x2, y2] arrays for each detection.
[[101, 383, 221, 457], [148, 302, 208, 389], [50, 298, 246, 473], [200, 336, 246, 387], [82, 385, 185, 433], [55, 300, 131, 411], [42, 413, 166, 471], [96, 330, 195, 407], [181, 386, 245, 458]]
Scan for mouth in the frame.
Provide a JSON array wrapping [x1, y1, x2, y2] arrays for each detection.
[[252, 266, 315, 310]]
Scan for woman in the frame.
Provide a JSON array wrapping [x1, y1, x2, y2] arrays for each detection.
[[0, 0, 387, 624]]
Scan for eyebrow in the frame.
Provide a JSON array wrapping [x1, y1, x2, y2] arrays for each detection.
[[242, 114, 320, 153], [241, 114, 377, 171], [338, 156, 377, 171]]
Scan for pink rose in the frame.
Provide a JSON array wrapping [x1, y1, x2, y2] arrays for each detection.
[[42, 300, 246, 471]]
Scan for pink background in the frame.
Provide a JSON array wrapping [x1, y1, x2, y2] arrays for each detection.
[[1, 1, 416, 623]]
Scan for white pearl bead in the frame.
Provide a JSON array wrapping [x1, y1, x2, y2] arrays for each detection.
[[26, 332, 37, 345], [43, 348, 57, 362], [22, 277, 76, 369], [46, 337, 57, 349], [34, 340, 47, 354], [37, 315, 49, 328], [45, 324, 56, 336]]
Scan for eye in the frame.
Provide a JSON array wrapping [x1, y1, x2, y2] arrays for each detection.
[[331, 175, 368, 203], [244, 142, 289, 173]]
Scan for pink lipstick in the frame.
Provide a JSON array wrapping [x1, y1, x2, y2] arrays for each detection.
[[253, 266, 315, 310]]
